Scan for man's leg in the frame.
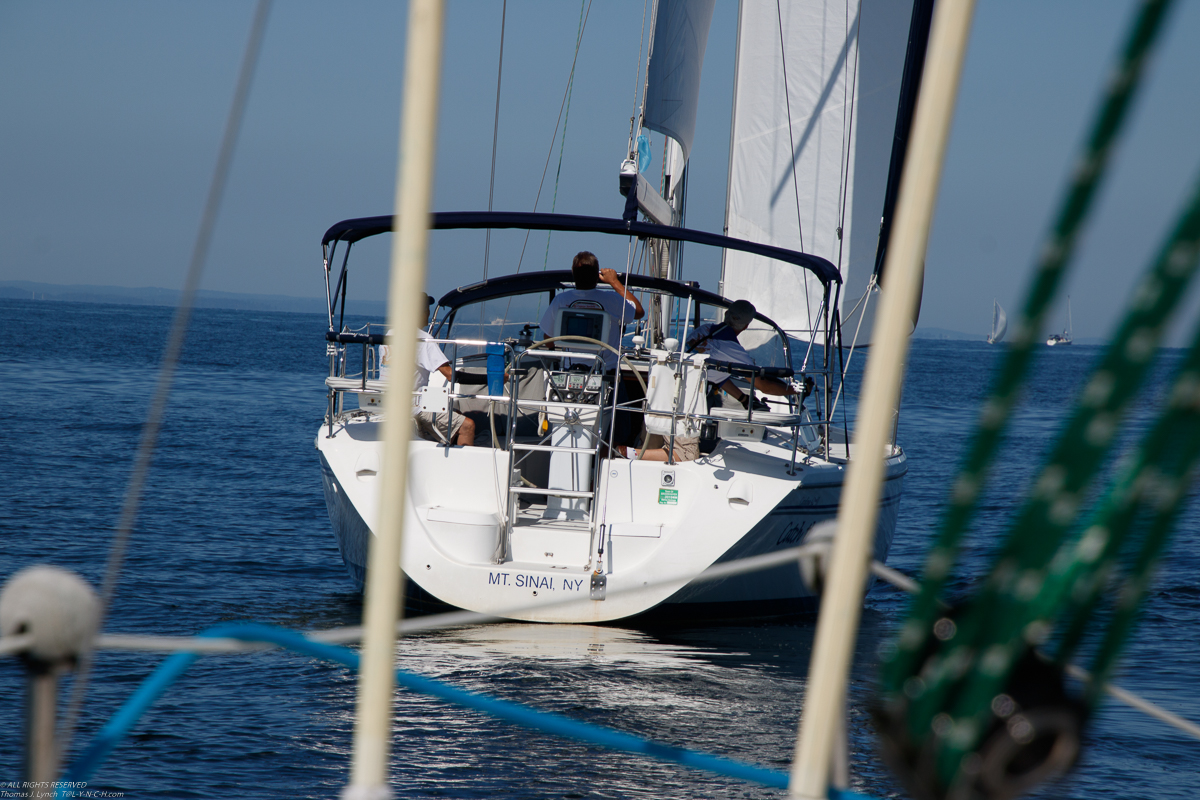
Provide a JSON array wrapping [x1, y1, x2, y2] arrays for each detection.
[[455, 415, 477, 446]]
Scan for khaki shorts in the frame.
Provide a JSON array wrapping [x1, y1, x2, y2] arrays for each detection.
[[643, 433, 700, 462], [414, 410, 465, 443]]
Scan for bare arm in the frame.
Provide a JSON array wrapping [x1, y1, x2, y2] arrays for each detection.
[[753, 376, 793, 397], [600, 268, 645, 320], [721, 377, 795, 401]]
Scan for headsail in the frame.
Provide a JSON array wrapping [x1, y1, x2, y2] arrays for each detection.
[[721, 0, 921, 343]]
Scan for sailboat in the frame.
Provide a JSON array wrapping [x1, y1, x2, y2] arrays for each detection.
[[987, 299, 1007, 344], [1047, 294, 1074, 345], [315, 0, 930, 623]]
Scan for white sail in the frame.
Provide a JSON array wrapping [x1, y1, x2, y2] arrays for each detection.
[[988, 300, 1007, 344], [642, 0, 717, 165], [721, 0, 916, 342]]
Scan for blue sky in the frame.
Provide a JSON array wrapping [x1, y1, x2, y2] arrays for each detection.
[[2, 1, 1199, 341]]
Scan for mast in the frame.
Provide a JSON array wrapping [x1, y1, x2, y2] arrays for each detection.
[[719, 0, 747, 298], [872, 0, 937, 286]]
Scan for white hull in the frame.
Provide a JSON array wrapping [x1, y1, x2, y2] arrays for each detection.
[[317, 416, 905, 623]]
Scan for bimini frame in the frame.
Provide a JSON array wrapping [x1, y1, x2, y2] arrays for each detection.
[[320, 209, 845, 449]]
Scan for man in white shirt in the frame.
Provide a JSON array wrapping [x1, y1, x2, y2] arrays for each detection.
[[538, 251, 644, 371], [379, 294, 477, 446]]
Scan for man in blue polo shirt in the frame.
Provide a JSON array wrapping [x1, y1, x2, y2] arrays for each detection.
[[686, 299, 799, 409]]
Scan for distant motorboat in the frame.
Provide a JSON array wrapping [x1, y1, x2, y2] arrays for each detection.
[[1047, 295, 1074, 346], [987, 299, 1007, 344]]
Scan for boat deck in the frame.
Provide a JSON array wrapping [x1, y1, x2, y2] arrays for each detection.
[[513, 501, 592, 533]]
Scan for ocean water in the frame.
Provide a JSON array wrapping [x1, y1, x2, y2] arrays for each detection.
[[1, 296, 1197, 798]]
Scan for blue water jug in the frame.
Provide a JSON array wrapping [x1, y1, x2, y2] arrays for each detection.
[[486, 344, 505, 396]]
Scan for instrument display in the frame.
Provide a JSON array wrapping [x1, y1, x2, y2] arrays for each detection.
[[548, 370, 606, 400]]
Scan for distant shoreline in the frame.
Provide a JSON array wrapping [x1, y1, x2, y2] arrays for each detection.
[[2, 280, 1109, 344], [0, 279, 386, 318]]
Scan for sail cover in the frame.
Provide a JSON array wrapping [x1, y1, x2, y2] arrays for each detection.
[[722, 0, 916, 342], [642, 0, 716, 163]]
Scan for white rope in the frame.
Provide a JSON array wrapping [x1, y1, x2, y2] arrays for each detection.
[[0, 633, 33, 656], [1064, 664, 1200, 741]]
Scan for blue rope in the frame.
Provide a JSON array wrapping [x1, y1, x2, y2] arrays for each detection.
[[61, 622, 880, 799]]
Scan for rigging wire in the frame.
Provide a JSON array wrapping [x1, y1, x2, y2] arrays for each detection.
[[481, 0, 507, 281], [833, 1, 862, 276], [56, 0, 273, 768], [503, 0, 592, 329], [628, 0, 651, 148], [829, 2, 865, 398], [827, 276, 876, 421], [774, 0, 813, 330], [513, 0, 592, 276], [541, 0, 593, 273], [641, 0, 661, 135]]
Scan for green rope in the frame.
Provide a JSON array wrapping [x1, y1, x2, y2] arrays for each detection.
[[874, 1, 1183, 793], [920, 168, 1200, 783], [542, 0, 590, 272], [880, 0, 1174, 692], [1053, 318, 1200, 701]]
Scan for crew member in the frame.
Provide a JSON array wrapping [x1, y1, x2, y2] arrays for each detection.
[[380, 293, 479, 446], [539, 252, 645, 450], [686, 299, 803, 409]]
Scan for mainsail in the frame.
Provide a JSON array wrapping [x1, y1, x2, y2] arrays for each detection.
[[988, 300, 1007, 344], [642, 0, 717, 166], [721, 0, 923, 343]]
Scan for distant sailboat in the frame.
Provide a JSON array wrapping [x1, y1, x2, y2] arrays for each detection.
[[1047, 294, 1074, 346], [987, 299, 1007, 344]]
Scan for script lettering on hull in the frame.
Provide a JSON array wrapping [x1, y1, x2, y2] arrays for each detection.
[[775, 519, 817, 547]]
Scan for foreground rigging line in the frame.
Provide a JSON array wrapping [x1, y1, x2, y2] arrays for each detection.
[[351, 0, 445, 791], [58, 0, 274, 772], [791, 1, 976, 796], [0, 633, 33, 656], [8, 548, 1197, 747]]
